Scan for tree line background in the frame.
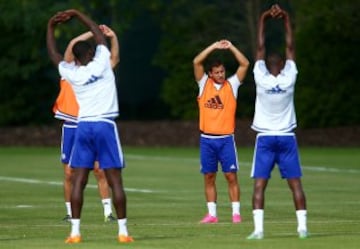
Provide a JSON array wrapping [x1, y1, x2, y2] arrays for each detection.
[[0, 0, 358, 128]]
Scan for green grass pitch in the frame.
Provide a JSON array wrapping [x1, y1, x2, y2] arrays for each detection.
[[0, 146, 359, 249]]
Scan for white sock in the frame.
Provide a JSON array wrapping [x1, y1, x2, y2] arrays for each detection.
[[231, 202, 240, 215], [296, 210, 307, 232], [253, 209, 264, 233], [118, 218, 128, 236], [207, 202, 217, 217], [70, 219, 80, 237], [65, 202, 72, 216], [102, 198, 112, 217]]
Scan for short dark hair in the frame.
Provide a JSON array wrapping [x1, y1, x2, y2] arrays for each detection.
[[72, 41, 93, 65], [207, 59, 224, 73]]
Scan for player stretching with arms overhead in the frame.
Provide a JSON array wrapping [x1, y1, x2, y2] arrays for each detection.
[[247, 4, 308, 240], [47, 9, 134, 243], [53, 24, 119, 223], [193, 40, 249, 224]]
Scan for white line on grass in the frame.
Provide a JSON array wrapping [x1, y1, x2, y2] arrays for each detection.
[[0, 176, 154, 193], [1, 155, 358, 192], [302, 165, 360, 173], [126, 154, 360, 174]]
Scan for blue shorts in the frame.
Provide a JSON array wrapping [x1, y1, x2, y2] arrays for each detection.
[[69, 119, 125, 169], [200, 134, 239, 174], [250, 133, 302, 179], [60, 121, 77, 164]]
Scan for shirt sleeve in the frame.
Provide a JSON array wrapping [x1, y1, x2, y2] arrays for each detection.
[[197, 73, 208, 97], [277, 60, 298, 89], [227, 74, 241, 98], [253, 60, 269, 87], [58, 61, 76, 84], [253, 60, 267, 76], [283, 60, 298, 75]]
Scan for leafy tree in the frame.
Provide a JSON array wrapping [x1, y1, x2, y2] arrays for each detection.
[[0, 0, 358, 128], [0, 1, 61, 125], [154, 0, 254, 120], [0, 0, 153, 125], [293, 0, 359, 127]]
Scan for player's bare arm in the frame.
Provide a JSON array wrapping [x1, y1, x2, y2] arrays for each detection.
[[64, 31, 93, 62], [227, 41, 249, 81], [280, 9, 295, 60], [63, 9, 106, 46], [100, 25, 120, 67], [47, 12, 70, 66], [64, 25, 119, 68], [193, 41, 220, 82], [256, 8, 276, 60]]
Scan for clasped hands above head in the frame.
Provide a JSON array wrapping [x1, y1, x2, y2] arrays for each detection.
[[51, 9, 78, 24], [268, 4, 287, 18], [214, 39, 232, 49]]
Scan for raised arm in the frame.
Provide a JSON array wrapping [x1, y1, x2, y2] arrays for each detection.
[[64, 31, 93, 62], [64, 9, 106, 46], [226, 41, 249, 81], [278, 7, 295, 60], [100, 25, 120, 68], [47, 12, 70, 66], [47, 9, 105, 66], [255, 8, 275, 61], [63, 25, 119, 68], [193, 41, 226, 82], [193, 42, 218, 82]]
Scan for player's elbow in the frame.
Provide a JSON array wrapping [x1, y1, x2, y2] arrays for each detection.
[[193, 57, 200, 66], [242, 59, 250, 69]]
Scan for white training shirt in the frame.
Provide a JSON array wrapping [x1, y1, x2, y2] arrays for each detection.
[[251, 60, 298, 133], [198, 73, 242, 98], [58, 45, 119, 121]]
